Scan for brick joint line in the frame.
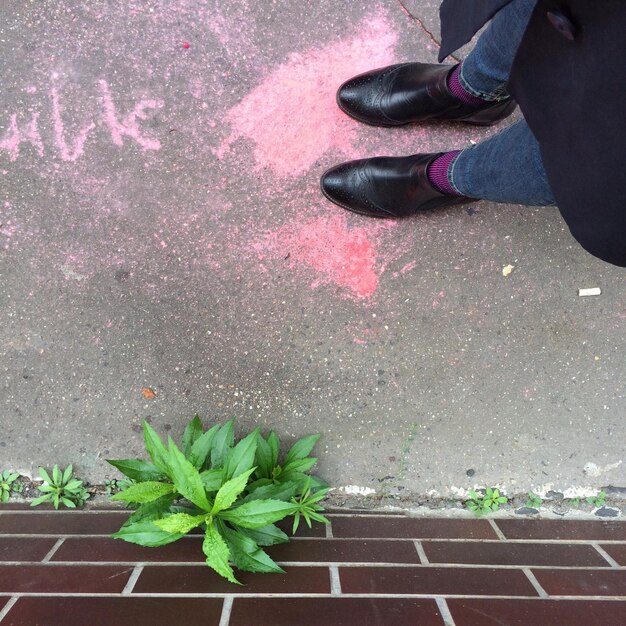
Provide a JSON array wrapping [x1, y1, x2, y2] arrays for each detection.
[[0, 597, 17, 623], [523, 567, 549, 598], [122, 565, 144, 595], [435, 596, 456, 626], [414, 540, 430, 564], [40, 538, 65, 563], [591, 542, 621, 568], [329, 565, 342, 595], [488, 519, 507, 541], [218, 596, 233, 626]]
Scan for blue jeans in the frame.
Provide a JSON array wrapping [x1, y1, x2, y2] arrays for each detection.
[[448, 0, 556, 206]]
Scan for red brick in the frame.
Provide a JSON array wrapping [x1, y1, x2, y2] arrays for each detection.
[[0, 511, 129, 535], [53, 536, 205, 562], [331, 516, 497, 539], [533, 568, 626, 596], [0, 564, 132, 593], [229, 598, 444, 626], [0, 537, 57, 561], [340, 565, 537, 596], [268, 539, 420, 563], [3, 597, 223, 626], [447, 598, 626, 626], [496, 520, 626, 541], [133, 565, 330, 593], [423, 541, 609, 567]]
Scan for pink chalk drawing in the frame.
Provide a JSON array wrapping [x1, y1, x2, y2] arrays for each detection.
[[255, 214, 381, 299], [215, 11, 397, 178], [0, 77, 163, 162], [0, 113, 45, 161], [98, 80, 163, 151], [50, 83, 96, 162]]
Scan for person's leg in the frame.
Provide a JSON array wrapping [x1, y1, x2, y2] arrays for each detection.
[[450, 119, 555, 205], [456, 0, 537, 101]]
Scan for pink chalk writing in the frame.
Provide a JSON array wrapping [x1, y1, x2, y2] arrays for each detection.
[[50, 83, 96, 162], [0, 113, 44, 161], [0, 77, 163, 162]]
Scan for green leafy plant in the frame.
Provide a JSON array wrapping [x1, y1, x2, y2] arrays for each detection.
[[586, 491, 606, 508], [465, 487, 508, 517], [107, 416, 330, 584], [569, 496, 581, 508], [31, 465, 90, 509], [526, 491, 542, 509], [0, 471, 20, 503]]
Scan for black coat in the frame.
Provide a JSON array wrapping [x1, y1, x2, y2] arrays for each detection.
[[439, 0, 626, 267]]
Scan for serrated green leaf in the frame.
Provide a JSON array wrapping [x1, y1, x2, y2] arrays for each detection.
[[168, 437, 211, 511], [61, 497, 76, 508], [153, 513, 207, 534], [190, 424, 220, 469], [111, 481, 175, 503], [124, 494, 177, 526], [1, 491, 9, 502], [112, 519, 185, 547], [303, 487, 331, 505], [107, 459, 166, 482], [218, 499, 299, 529], [282, 457, 317, 474], [144, 422, 170, 475], [247, 478, 273, 492], [243, 481, 297, 504], [255, 434, 274, 478], [200, 468, 223, 492], [239, 524, 289, 546], [224, 430, 258, 480], [267, 432, 280, 467], [203, 522, 240, 584], [62, 465, 73, 483], [212, 468, 255, 515], [52, 465, 61, 485], [65, 479, 84, 491], [38, 467, 52, 485], [31, 494, 53, 507], [285, 434, 320, 464], [181, 415, 204, 457], [210, 419, 235, 468], [292, 510, 301, 534], [221, 524, 284, 574], [37, 484, 55, 493]]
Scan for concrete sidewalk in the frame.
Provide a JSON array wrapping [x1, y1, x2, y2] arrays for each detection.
[[0, 0, 624, 503]]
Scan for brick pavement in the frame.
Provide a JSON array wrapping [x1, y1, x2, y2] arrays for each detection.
[[0, 505, 625, 625]]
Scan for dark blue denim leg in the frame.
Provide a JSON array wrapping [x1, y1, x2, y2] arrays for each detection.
[[460, 0, 537, 101], [449, 119, 555, 206]]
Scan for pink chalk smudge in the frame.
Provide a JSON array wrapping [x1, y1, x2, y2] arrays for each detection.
[[51, 83, 96, 161], [98, 80, 163, 150], [215, 11, 397, 177], [256, 214, 380, 299], [0, 113, 45, 161]]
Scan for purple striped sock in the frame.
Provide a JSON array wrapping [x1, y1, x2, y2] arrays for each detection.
[[447, 65, 487, 107], [427, 151, 462, 196]]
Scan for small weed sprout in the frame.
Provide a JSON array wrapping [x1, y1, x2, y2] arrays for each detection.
[[586, 491, 606, 508], [0, 471, 20, 503], [466, 488, 508, 517], [526, 491, 542, 509], [31, 465, 90, 509]]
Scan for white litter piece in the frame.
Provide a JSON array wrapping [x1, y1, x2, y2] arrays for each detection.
[[578, 287, 601, 296], [502, 264, 514, 277]]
